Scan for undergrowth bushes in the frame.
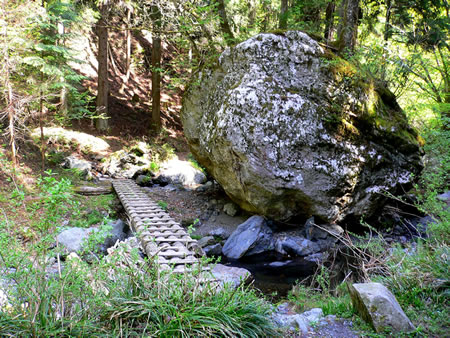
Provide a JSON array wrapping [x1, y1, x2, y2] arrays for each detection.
[[0, 169, 277, 337], [0, 240, 277, 336]]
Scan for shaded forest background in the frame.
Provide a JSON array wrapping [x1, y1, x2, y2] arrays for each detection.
[[1, 0, 448, 169]]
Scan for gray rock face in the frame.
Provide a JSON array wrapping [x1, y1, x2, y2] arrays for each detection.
[[222, 216, 273, 259], [182, 31, 422, 222], [349, 282, 415, 333]]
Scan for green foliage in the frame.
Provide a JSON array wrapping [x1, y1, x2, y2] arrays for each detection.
[[0, 236, 277, 337], [82, 222, 113, 255], [157, 200, 168, 210], [415, 121, 450, 243], [0, 0, 93, 131], [188, 153, 206, 173], [187, 218, 199, 235], [103, 263, 277, 337], [288, 281, 354, 318], [35, 170, 78, 232]]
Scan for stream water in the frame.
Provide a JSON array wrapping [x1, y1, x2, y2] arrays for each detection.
[[223, 253, 317, 300]]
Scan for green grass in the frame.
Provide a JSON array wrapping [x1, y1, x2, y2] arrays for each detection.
[[0, 164, 278, 337]]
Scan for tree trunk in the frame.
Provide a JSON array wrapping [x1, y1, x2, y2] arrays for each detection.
[[248, 0, 257, 29], [384, 0, 392, 41], [58, 22, 68, 117], [279, 0, 288, 29], [2, 0, 16, 167], [151, 5, 162, 132], [215, 0, 234, 44], [324, 1, 336, 42], [337, 0, 360, 54], [7, 83, 16, 168], [96, 3, 109, 131], [261, 0, 269, 31], [124, 8, 132, 83], [39, 84, 45, 171]]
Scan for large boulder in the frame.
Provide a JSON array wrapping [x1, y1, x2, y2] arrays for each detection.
[[181, 31, 422, 222], [222, 215, 274, 259], [349, 282, 415, 333]]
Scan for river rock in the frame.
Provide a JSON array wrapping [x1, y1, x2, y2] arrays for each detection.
[[62, 156, 92, 179], [102, 219, 128, 250], [157, 158, 206, 186], [349, 282, 415, 333], [222, 215, 274, 259], [211, 264, 251, 288], [57, 220, 128, 254], [57, 227, 94, 253], [208, 227, 229, 239], [182, 31, 422, 222], [277, 236, 321, 256], [203, 243, 223, 256], [197, 236, 216, 248], [223, 202, 239, 216], [101, 149, 152, 179], [272, 304, 324, 334], [136, 174, 153, 187]]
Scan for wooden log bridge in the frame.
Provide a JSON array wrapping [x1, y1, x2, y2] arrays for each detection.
[[112, 179, 205, 272]]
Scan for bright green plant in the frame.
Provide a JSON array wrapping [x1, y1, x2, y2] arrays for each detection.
[[82, 221, 113, 256], [35, 170, 78, 232], [157, 200, 168, 210]]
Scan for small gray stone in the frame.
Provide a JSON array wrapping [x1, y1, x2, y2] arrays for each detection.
[[136, 175, 152, 186], [211, 264, 251, 288], [303, 308, 324, 323], [203, 243, 223, 256], [208, 227, 229, 239], [349, 282, 415, 333], [197, 236, 216, 248], [57, 227, 93, 253], [62, 156, 92, 179], [223, 202, 239, 217], [280, 236, 320, 256]]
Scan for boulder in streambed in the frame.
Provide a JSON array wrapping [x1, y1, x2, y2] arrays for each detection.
[[57, 220, 128, 255], [349, 282, 415, 333], [181, 31, 422, 222], [222, 215, 274, 259], [211, 264, 251, 288]]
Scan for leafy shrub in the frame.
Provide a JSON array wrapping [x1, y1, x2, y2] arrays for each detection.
[[0, 240, 277, 337]]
